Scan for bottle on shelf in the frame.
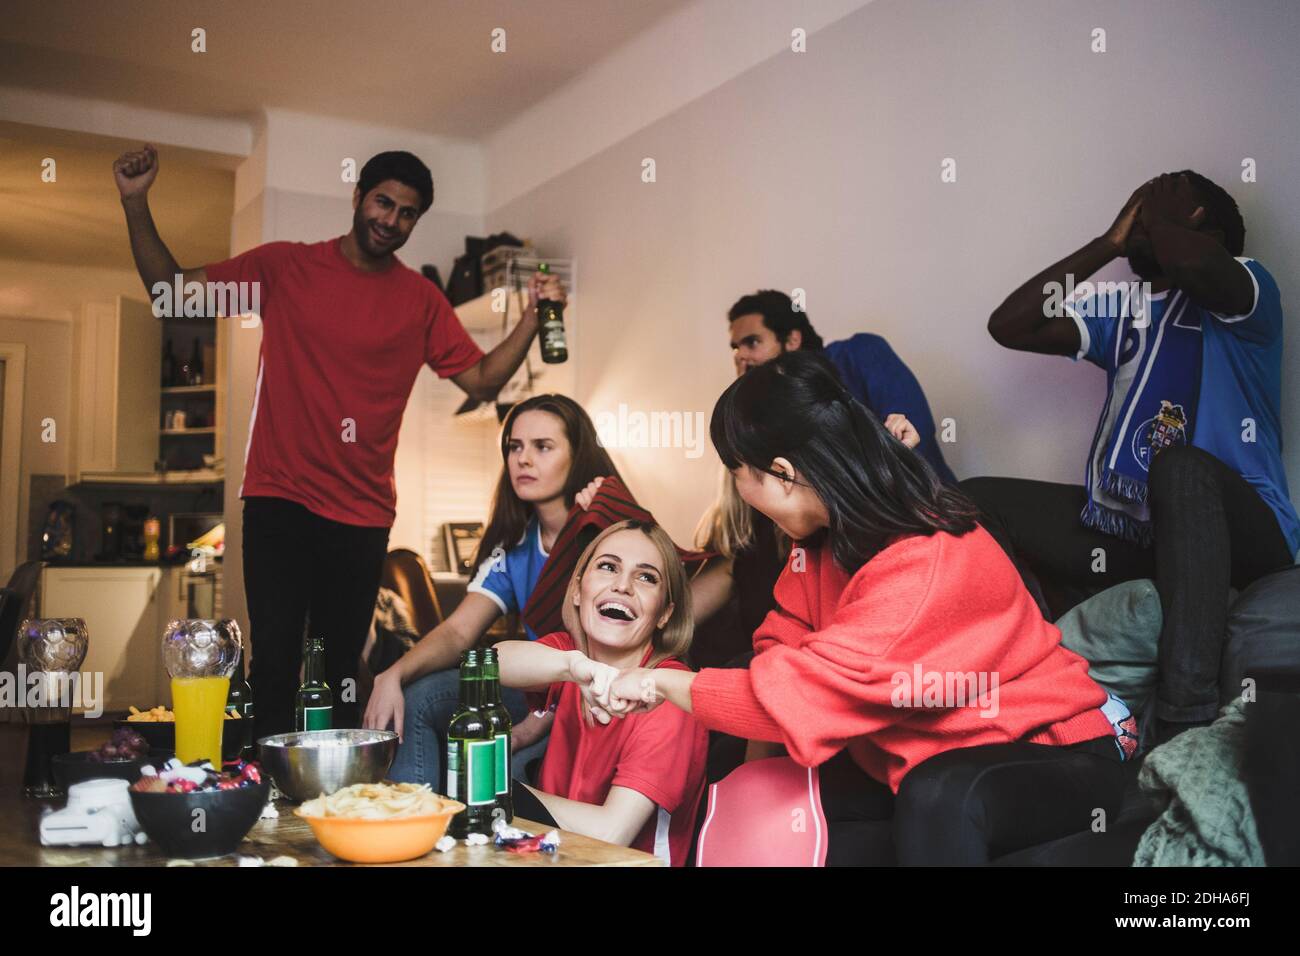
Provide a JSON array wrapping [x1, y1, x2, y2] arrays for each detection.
[[480, 647, 513, 825], [142, 515, 160, 562], [446, 649, 497, 838], [184, 337, 204, 386], [161, 338, 177, 387], [295, 636, 332, 731], [536, 263, 568, 365]]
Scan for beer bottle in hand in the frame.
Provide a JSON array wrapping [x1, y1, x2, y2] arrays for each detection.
[[295, 637, 332, 731], [447, 649, 496, 838], [536, 263, 568, 364], [481, 647, 513, 824]]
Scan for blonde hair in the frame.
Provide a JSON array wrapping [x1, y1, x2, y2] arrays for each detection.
[[560, 520, 693, 668], [693, 468, 789, 560]]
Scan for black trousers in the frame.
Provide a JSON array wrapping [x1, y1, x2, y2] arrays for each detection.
[[242, 496, 390, 740], [962, 445, 1293, 725], [821, 738, 1126, 865]]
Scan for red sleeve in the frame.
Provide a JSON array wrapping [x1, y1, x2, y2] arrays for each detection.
[[688, 555, 818, 742], [611, 667, 708, 812], [694, 538, 949, 767], [205, 242, 295, 313], [425, 287, 484, 378], [523, 631, 574, 713], [750, 555, 816, 655]]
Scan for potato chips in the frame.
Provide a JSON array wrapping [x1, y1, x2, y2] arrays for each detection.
[[127, 704, 240, 721], [298, 782, 455, 820]]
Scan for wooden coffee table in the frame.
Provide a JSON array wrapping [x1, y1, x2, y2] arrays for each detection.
[[0, 726, 661, 867], [5, 801, 660, 867]]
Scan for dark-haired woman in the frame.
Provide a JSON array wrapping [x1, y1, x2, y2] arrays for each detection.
[[367, 393, 628, 786], [605, 351, 1137, 864]]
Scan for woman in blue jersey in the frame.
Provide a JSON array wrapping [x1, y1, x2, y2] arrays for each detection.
[[367, 394, 626, 786]]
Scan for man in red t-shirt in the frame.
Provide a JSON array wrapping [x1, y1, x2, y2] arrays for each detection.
[[114, 144, 560, 737]]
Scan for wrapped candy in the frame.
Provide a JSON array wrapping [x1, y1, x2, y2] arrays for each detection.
[[494, 824, 561, 854]]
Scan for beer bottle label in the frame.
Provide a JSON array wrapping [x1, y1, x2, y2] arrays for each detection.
[[494, 731, 509, 796], [467, 739, 497, 806], [446, 740, 462, 800], [542, 318, 565, 349], [302, 706, 331, 731]]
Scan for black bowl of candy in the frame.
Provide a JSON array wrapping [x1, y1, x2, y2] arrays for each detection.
[[129, 759, 269, 859], [113, 714, 244, 760], [51, 728, 159, 789]]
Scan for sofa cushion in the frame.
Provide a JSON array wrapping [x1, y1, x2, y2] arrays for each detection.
[[1220, 565, 1300, 702], [1055, 580, 1162, 716]]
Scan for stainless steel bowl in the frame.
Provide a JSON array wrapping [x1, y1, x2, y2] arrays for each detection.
[[257, 729, 398, 803]]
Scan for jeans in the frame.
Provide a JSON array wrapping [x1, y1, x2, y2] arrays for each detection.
[[962, 445, 1294, 726], [388, 667, 550, 789], [242, 496, 390, 740], [821, 737, 1126, 865]]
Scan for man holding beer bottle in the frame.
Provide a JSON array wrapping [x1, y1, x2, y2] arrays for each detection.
[[113, 144, 565, 739]]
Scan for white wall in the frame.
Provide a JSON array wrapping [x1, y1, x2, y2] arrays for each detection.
[[486, 0, 1300, 544]]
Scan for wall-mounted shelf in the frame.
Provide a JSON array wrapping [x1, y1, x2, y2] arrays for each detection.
[[161, 384, 216, 395], [161, 427, 216, 436], [74, 468, 225, 487]]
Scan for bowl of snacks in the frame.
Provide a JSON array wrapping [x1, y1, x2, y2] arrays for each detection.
[[295, 782, 464, 863], [129, 759, 269, 858], [116, 705, 245, 760], [51, 727, 160, 789], [258, 729, 398, 803]]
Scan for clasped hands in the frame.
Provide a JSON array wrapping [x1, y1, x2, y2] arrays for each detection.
[[567, 651, 661, 726]]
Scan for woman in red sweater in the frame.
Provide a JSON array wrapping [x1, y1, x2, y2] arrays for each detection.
[[603, 350, 1137, 864]]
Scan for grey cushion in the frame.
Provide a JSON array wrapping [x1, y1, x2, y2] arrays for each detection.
[[1055, 580, 1162, 716], [1220, 566, 1300, 702]]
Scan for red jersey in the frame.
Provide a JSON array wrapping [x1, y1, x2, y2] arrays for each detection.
[[691, 527, 1114, 792], [205, 237, 483, 526], [528, 632, 708, 866]]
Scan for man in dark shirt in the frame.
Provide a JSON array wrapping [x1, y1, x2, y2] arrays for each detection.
[[727, 290, 956, 483]]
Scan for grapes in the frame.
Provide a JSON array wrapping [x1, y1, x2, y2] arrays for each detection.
[[92, 727, 149, 762]]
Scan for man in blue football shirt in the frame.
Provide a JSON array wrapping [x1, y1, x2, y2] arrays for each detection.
[[970, 171, 1297, 745]]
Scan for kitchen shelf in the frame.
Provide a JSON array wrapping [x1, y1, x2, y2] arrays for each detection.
[[74, 467, 225, 486], [161, 384, 216, 394], [161, 427, 216, 435]]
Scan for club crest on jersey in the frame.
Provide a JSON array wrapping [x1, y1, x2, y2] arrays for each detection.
[[1132, 400, 1188, 472]]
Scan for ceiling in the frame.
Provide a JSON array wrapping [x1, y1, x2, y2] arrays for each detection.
[[0, 133, 234, 271], [0, 0, 693, 139], [0, 1, 692, 272]]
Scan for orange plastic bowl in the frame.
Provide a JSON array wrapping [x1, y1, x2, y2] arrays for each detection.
[[295, 801, 466, 864]]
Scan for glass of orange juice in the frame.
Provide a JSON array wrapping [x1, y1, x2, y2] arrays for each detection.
[[163, 620, 242, 767]]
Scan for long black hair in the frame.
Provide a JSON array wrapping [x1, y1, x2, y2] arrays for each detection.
[[709, 350, 978, 573]]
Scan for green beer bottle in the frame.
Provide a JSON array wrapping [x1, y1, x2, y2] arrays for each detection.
[[447, 649, 497, 838], [295, 636, 333, 731], [225, 668, 256, 760], [536, 263, 568, 365], [481, 647, 514, 824]]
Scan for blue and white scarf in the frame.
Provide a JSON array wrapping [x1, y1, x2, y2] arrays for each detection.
[[1081, 290, 1202, 545]]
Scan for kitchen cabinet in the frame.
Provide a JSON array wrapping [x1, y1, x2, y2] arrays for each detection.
[[39, 566, 167, 715], [38, 565, 227, 714], [69, 296, 161, 483]]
